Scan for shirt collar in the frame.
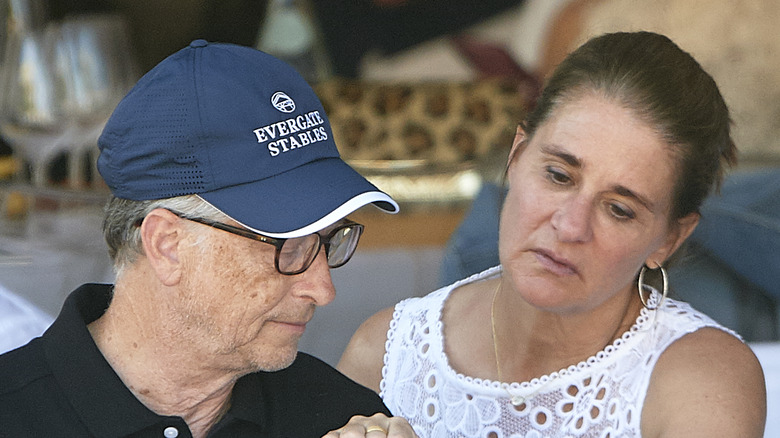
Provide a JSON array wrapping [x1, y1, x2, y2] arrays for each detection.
[[42, 284, 266, 437], [43, 284, 166, 437]]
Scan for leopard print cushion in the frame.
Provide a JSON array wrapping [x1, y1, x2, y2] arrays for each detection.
[[315, 78, 536, 166]]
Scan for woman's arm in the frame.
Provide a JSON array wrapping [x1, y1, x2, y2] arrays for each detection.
[[642, 327, 767, 437], [337, 306, 396, 393]]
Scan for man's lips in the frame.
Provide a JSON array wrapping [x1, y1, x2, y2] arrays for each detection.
[[533, 249, 578, 276], [273, 316, 311, 334], [275, 321, 307, 336]]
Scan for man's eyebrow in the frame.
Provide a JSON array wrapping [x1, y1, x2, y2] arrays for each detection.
[[541, 144, 581, 167]]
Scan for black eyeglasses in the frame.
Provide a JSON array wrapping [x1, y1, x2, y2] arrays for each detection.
[[156, 211, 364, 275]]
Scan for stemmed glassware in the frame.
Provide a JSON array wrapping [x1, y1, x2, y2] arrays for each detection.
[[0, 6, 126, 295], [56, 14, 139, 189], [0, 12, 138, 189], [0, 24, 68, 187]]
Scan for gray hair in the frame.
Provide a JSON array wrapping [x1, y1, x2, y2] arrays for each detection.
[[102, 194, 230, 275]]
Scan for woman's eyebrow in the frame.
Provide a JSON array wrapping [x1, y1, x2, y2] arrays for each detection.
[[613, 185, 654, 212], [541, 144, 655, 212], [540, 144, 581, 167]]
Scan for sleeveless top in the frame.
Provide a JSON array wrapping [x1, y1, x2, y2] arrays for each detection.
[[380, 266, 740, 438]]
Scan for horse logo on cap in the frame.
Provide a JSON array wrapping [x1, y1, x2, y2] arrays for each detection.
[[271, 91, 296, 113]]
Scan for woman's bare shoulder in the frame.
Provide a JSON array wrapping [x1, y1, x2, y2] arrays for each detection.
[[336, 306, 396, 393], [642, 327, 766, 437]]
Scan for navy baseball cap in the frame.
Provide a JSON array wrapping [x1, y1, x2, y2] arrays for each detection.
[[98, 40, 398, 238]]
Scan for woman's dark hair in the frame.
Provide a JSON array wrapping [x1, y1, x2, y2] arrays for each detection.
[[518, 31, 736, 221]]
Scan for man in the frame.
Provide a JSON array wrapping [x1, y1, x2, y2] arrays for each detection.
[[0, 40, 410, 437]]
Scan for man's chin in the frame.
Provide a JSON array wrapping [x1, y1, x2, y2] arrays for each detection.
[[249, 348, 299, 373]]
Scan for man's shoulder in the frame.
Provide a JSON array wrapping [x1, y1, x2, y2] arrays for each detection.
[[237, 352, 390, 431], [0, 338, 51, 393], [0, 339, 62, 426], [245, 352, 387, 415]]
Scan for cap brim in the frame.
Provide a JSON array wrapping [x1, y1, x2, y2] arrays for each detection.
[[199, 157, 398, 238]]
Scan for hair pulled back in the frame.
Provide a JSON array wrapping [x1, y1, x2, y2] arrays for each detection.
[[522, 31, 736, 220]]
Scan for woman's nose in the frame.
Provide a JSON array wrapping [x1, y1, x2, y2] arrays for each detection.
[[551, 195, 594, 242]]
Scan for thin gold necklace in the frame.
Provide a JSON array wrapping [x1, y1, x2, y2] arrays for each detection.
[[490, 279, 557, 406], [490, 279, 633, 406]]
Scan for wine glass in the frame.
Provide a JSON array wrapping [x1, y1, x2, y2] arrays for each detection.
[[55, 14, 139, 189], [0, 24, 69, 187], [1, 0, 49, 64]]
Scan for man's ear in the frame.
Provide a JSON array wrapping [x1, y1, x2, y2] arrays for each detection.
[[646, 212, 700, 267], [140, 209, 185, 286]]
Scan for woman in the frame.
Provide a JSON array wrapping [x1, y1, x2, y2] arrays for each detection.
[[337, 31, 766, 437]]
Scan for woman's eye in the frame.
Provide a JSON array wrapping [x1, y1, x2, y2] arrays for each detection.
[[609, 203, 636, 220], [545, 166, 571, 185]]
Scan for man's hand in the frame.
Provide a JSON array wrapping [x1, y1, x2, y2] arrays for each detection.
[[323, 413, 418, 438]]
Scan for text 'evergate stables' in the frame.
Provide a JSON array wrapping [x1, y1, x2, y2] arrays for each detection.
[[253, 110, 328, 157]]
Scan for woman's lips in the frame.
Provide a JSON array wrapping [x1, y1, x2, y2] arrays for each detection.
[[533, 249, 578, 276]]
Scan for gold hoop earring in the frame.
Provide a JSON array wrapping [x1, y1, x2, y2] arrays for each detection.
[[637, 263, 668, 310]]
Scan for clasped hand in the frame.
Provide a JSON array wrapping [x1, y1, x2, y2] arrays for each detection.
[[323, 413, 417, 438]]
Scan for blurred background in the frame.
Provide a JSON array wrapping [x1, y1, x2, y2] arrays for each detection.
[[1, 4, 779, 430]]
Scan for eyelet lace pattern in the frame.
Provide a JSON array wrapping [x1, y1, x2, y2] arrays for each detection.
[[379, 266, 739, 438]]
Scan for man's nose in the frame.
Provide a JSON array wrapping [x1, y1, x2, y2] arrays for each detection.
[[294, 250, 336, 307]]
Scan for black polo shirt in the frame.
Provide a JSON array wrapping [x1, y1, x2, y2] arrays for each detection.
[[0, 284, 390, 437]]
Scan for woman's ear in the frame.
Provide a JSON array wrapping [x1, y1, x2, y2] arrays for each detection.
[[139, 209, 185, 286], [646, 212, 700, 267], [507, 125, 528, 170]]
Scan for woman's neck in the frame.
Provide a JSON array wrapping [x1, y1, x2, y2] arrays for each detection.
[[491, 278, 642, 382]]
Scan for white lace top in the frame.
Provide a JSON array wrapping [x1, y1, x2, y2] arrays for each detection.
[[380, 266, 740, 438]]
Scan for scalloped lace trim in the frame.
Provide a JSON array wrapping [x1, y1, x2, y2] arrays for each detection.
[[379, 266, 738, 438]]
